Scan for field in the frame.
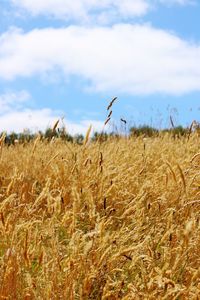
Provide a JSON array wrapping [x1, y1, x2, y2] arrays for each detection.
[[0, 133, 200, 299]]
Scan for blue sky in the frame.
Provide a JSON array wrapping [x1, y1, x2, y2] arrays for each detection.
[[0, 0, 200, 134]]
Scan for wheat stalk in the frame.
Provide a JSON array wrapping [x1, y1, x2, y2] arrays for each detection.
[[52, 119, 59, 132], [84, 125, 92, 146]]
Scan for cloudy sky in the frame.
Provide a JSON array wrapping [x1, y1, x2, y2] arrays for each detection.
[[0, 0, 200, 134]]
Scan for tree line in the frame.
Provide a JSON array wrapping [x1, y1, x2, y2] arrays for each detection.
[[0, 124, 196, 145]]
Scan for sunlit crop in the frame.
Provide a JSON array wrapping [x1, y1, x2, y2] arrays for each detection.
[[0, 131, 200, 299]]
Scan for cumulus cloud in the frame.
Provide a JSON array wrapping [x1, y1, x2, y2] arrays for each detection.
[[0, 25, 200, 95]]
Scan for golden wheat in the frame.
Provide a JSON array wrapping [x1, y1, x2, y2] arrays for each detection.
[[0, 133, 199, 299]]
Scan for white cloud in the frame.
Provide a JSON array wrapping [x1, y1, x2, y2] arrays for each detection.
[[0, 90, 30, 113], [0, 25, 200, 95], [11, 0, 150, 22], [0, 108, 55, 133], [0, 89, 104, 134], [65, 119, 104, 135], [10, 0, 196, 23], [0, 107, 104, 134]]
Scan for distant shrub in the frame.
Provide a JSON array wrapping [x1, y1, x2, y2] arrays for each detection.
[[161, 126, 188, 137], [130, 125, 159, 137]]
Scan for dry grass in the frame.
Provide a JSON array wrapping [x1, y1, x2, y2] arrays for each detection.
[[0, 133, 200, 299]]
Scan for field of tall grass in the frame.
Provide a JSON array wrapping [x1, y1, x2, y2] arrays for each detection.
[[0, 131, 200, 299]]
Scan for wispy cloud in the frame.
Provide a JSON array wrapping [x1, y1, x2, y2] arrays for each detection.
[[0, 25, 200, 95], [0, 91, 104, 134], [11, 0, 150, 23], [0, 90, 30, 113], [159, 0, 195, 5], [10, 0, 196, 24]]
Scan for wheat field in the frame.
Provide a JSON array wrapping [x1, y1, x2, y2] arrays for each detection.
[[0, 133, 200, 299]]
